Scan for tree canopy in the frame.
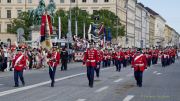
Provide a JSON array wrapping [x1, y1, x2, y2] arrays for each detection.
[[8, 8, 125, 40]]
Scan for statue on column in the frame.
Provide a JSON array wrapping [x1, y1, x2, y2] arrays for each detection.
[[29, 0, 56, 26]]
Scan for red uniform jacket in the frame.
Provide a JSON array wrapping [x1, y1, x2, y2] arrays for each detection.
[[112, 52, 116, 59], [103, 51, 108, 60], [116, 51, 125, 61], [47, 51, 60, 67], [97, 50, 102, 62], [12, 53, 26, 71], [131, 53, 147, 72], [83, 48, 98, 67]]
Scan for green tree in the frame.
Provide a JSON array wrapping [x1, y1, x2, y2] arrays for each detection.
[[54, 7, 92, 38], [54, 9, 68, 38], [8, 12, 33, 40]]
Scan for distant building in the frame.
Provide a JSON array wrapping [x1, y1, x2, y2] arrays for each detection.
[[145, 7, 166, 47]]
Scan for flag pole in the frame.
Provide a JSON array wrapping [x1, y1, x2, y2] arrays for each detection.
[[58, 17, 61, 39]]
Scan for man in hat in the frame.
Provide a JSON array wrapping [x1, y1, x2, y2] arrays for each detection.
[[103, 48, 108, 67], [47, 46, 60, 87], [115, 47, 125, 72], [94, 47, 102, 78], [60, 46, 68, 71], [131, 48, 147, 87], [12, 47, 26, 87], [83, 41, 98, 88]]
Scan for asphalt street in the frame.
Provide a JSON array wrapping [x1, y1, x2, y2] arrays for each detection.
[[0, 60, 180, 101]]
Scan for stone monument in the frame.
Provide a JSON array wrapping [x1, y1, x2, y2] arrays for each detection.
[[29, 0, 56, 48]]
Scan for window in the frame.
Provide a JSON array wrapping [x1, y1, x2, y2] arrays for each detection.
[[104, 0, 109, 2], [17, 0, 22, 3], [71, 0, 75, 3], [7, 24, 11, 32], [82, 10, 86, 13], [17, 10, 22, 17], [93, 10, 97, 14], [60, 0, 64, 3], [28, 0, 32, 3], [93, 0, 97, 3], [7, 0, 11, 3], [7, 10, 11, 18], [82, 0, 86, 2]]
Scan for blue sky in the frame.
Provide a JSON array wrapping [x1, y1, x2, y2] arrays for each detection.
[[138, 0, 180, 34]]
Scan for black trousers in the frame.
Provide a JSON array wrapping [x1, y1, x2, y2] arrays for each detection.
[[49, 67, 56, 86], [14, 70, 25, 86], [134, 70, 143, 87], [107, 59, 111, 66], [0, 57, 7, 72], [29, 60, 33, 69], [115, 60, 122, 72], [147, 58, 151, 67], [152, 57, 156, 64], [87, 66, 95, 87], [103, 60, 108, 67], [123, 59, 127, 67], [61, 61, 67, 71], [95, 62, 101, 78]]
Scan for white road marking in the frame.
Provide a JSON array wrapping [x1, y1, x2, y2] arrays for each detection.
[[153, 71, 157, 74], [0, 84, 4, 86], [76, 99, 86, 101], [123, 95, 134, 101], [156, 73, 162, 75], [95, 86, 109, 93], [0, 67, 113, 97], [126, 73, 133, 77], [114, 78, 123, 83]]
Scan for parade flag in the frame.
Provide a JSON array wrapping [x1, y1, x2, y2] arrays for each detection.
[[92, 25, 96, 36], [40, 14, 53, 49], [98, 24, 104, 35], [107, 27, 112, 41]]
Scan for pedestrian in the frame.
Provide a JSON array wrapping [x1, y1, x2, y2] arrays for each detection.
[[131, 48, 147, 87], [83, 41, 98, 88], [12, 48, 26, 87], [115, 47, 125, 72], [95, 48, 101, 78], [47, 46, 60, 87], [60, 47, 68, 71]]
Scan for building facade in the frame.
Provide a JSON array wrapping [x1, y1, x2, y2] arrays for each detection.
[[145, 7, 166, 47], [148, 13, 155, 47], [164, 24, 172, 47], [134, 3, 149, 48], [126, 0, 136, 48], [140, 3, 149, 48], [134, 3, 142, 48]]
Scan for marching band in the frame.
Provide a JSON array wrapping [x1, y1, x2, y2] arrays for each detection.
[[0, 42, 179, 88]]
